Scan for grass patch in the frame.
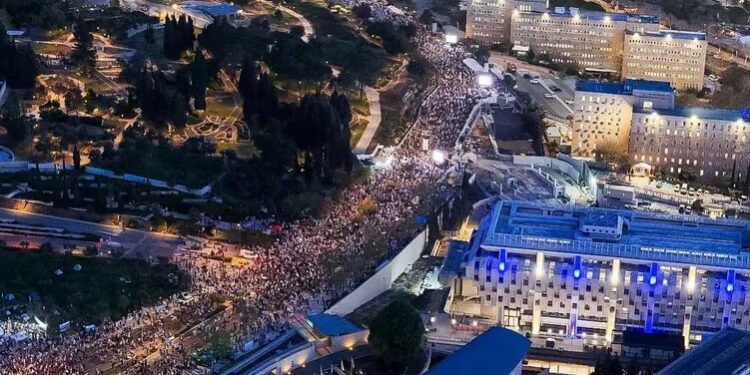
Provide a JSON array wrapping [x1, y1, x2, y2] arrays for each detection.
[[217, 141, 260, 159], [93, 135, 223, 188], [0, 248, 187, 330]]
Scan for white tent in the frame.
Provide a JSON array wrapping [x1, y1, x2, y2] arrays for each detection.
[[11, 332, 28, 342]]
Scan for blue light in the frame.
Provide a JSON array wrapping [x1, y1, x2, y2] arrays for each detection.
[[499, 262, 506, 271], [573, 269, 581, 279], [727, 283, 734, 293], [649, 275, 657, 285]]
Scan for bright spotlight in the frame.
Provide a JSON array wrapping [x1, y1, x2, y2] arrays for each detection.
[[431, 150, 446, 165], [477, 73, 493, 88], [445, 34, 458, 44]]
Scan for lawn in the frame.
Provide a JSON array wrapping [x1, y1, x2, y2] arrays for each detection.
[[0, 248, 187, 331], [93, 135, 224, 188]]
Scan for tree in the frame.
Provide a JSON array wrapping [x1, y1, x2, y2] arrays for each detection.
[[64, 88, 84, 114], [692, 199, 704, 214], [289, 25, 305, 38], [239, 58, 259, 122], [419, 10, 434, 25], [73, 145, 81, 172], [0, 93, 30, 142], [353, 4, 372, 19], [369, 300, 424, 368], [69, 20, 97, 75], [190, 51, 208, 110], [591, 352, 623, 375], [144, 24, 155, 45]]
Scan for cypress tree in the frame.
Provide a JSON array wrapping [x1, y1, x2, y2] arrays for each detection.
[[190, 51, 208, 110]]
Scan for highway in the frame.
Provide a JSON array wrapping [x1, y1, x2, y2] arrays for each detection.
[[0, 208, 182, 258]]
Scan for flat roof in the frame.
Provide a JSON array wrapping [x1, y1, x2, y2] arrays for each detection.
[[626, 29, 707, 41], [576, 79, 674, 95], [520, 9, 658, 24], [181, 2, 239, 16], [306, 314, 361, 337], [657, 328, 750, 375], [480, 200, 750, 269], [426, 327, 531, 375], [635, 106, 744, 122]]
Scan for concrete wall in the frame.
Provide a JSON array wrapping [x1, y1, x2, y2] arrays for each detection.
[[513, 155, 582, 182], [331, 330, 370, 352], [247, 342, 317, 375], [326, 229, 428, 316]]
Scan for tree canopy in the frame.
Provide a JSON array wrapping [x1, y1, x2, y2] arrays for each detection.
[[369, 300, 424, 368]]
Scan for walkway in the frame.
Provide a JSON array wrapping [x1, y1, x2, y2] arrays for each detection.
[[353, 86, 382, 154], [258, 0, 314, 42]]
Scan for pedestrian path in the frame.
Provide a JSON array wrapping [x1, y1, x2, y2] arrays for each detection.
[[353, 86, 382, 154]]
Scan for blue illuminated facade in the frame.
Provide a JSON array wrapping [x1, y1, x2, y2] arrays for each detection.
[[448, 200, 750, 351]]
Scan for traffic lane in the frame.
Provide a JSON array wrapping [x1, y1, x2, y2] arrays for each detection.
[[513, 74, 571, 119], [0, 208, 181, 249]]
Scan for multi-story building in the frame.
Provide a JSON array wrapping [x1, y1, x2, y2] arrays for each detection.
[[465, 0, 547, 45], [572, 79, 675, 157], [448, 200, 750, 351], [629, 107, 750, 182], [509, 9, 659, 72], [623, 30, 708, 91]]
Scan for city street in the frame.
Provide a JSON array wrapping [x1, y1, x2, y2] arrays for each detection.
[[0, 208, 182, 258]]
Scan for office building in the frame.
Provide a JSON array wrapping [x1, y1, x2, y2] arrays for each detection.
[[465, 0, 547, 44], [629, 107, 750, 182], [448, 200, 750, 351], [509, 9, 659, 72], [623, 30, 708, 91], [572, 79, 675, 157]]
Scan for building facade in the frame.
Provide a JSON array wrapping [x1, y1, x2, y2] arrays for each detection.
[[623, 30, 708, 91], [509, 9, 659, 72], [465, 0, 547, 45], [572, 79, 675, 157], [448, 200, 750, 351], [629, 107, 749, 182]]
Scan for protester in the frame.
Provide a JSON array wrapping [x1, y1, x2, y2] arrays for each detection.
[[0, 4, 493, 373]]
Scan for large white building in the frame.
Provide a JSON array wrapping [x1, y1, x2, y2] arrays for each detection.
[[630, 107, 750, 182], [447, 200, 750, 351], [509, 9, 659, 73], [622, 30, 708, 91], [572, 79, 675, 157], [465, 0, 547, 45]]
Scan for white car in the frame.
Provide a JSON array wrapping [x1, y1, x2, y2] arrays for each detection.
[[544, 93, 555, 99], [530, 79, 541, 84], [708, 74, 720, 82], [564, 99, 574, 105]]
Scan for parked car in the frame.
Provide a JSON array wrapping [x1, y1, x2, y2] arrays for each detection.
[[544, 93, 555, 99]]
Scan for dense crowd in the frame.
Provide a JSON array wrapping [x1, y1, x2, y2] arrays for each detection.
[[0, 3, 494, 374]]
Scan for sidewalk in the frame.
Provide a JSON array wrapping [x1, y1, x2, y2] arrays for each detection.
[[353, 86, 382, 154]]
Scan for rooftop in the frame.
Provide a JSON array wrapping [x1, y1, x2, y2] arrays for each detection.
[[426, 327, 531, 375], [576, 79, 674, 95], [657, 328, 750, 375], [626, 29, 707, 41], [479, 200, 750, 269], [306, 314, 361, 337], [521, 9, 658, 24], [180, 1, 240, 17], [634, 106, 745, 122]]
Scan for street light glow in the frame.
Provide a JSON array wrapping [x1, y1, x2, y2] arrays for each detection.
[[431, 150, 446, 165], [476, 73, 493, 87]]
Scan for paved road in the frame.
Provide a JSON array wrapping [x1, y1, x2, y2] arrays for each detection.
[[0, 208, 181, 258], [353, 86, 382, 154]]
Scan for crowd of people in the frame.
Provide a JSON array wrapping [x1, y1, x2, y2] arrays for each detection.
[[0, 2, 499, 374]]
